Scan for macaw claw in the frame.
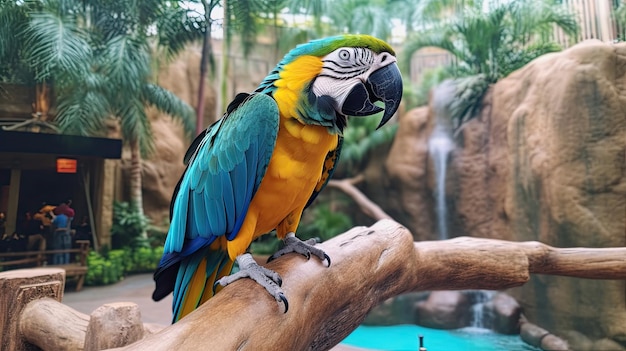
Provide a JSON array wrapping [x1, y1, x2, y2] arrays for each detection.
[[215, 253, 288, 311], [267, 233, 332, 267], [278, 292, 289, 313], [323, 253, 331, 267]]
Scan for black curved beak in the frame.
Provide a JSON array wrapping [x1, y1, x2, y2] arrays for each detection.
[[340, 62, 403, 129]]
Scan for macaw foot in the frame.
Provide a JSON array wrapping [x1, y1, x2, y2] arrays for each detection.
[[267, 232, 331, 266], [215, 253, 289, 312]]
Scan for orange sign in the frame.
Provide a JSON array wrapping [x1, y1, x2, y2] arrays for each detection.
[[57, 158, 77, 173]]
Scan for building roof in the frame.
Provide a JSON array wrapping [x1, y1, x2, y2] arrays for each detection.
[[0, 130, 122, 159]]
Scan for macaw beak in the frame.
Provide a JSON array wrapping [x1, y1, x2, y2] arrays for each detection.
[[340, 61, 403, 129]]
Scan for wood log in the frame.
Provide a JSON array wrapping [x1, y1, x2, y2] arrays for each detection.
[[19, 298, 89, 351], [111, 219, 626, 351]]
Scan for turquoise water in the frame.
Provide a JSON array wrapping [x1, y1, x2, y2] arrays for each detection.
[[341, 325, 540, 351]]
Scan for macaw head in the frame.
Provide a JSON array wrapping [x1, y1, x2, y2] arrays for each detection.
[[256, 34, 403, 134]]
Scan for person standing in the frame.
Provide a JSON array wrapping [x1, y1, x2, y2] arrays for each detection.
[[51, 212, 71, 264], [54, 199, 75, 229]]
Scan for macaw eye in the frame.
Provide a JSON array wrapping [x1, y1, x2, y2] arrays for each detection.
[[338, 49, 350, 60]]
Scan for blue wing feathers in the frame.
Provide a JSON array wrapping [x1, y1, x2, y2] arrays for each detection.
[[172, 250, 206, 320], [164, 183, 190, 253], [226, 146, 260, 241], [230, 160, 247, 222], [154, 93, 280, 305], [220, 172, 236, 233]]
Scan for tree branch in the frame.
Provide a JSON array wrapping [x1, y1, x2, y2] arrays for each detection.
[[111, 219, 626, 351], [327, 178, 392, 221]]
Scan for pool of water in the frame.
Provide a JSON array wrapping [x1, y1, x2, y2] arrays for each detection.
[[341, 324, 540, 351]]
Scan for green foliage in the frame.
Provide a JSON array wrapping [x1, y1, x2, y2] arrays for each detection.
[[249, 232, 281, 256], [402, 0, 579, 130], [447, 74, 491, 130], [0, 0, 197, 147], [299, 203, 353, 242], [340, 115, 397, 176], [110, 201, 151, 250], [403, 0, 579, 81], [325, 0, 395, 41], [409, 67, 455, 108], [85, 246, 164, 286]]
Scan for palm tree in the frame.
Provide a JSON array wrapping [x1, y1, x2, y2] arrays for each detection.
[[0, 0, 197, 222], [402, 0, 578, 129]]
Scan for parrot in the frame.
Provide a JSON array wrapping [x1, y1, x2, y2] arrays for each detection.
[[152, 34, 403, 323]]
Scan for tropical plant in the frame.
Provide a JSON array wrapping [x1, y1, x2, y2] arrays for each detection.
[[339, 115, 398, 177], [0, 0, 198, 222], [325, 0, 396, 40], [402, 0, 579, 129], [110, 201, 151, 249], [299, 203, 353, 242], [85, 246, 164, 285]]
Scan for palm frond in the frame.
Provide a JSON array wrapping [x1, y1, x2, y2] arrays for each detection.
[[0, 1, 33, 82], [118, 96, 154, 154], [0, 1, 27, 61], [448, 74, 490, 131], [286, 0, 329, 35], [228, 0, 259, 57], [130, 0, 165, 28], [55, 90, 111, 136], [100, 35, 151, 94], [156, 6, 206, 61], [401, 26, 465, 73], [55, 72, 112, 136], [508, 0, 578, 46], [23, 12, 91, 82], [274, 26, 318, 56], [141, 83, 196, 139]]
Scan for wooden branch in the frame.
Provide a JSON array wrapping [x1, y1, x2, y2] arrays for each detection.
[[19, 299, 149, 351], [327, 179, 392, 221], [112, 219, 626, 351], [19, 298, 89, 351]]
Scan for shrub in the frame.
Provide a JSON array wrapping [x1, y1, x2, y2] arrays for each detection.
[[85, 246, 164, 286], [110, 201, 151, 249]]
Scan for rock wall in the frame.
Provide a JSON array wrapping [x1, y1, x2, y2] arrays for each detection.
[[366, 39, 626, 345], [380, 106, 436, 241], [452, 40, 626, 341]]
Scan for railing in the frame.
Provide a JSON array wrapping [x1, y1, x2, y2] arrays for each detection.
[[554, 0, 623, 47]]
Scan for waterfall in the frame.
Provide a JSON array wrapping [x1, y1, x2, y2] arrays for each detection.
[[468, 290, 496, 330], [428, 124, 454, 240]]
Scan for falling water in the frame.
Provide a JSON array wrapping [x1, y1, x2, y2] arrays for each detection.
[[428, 124, 454, 240], [468, 290, 496, 330]]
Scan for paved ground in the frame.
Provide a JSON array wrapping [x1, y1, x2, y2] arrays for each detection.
[[63, 273, 172, 325]]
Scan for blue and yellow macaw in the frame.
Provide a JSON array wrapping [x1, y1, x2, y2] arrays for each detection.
[[152, 34, 403, 323]]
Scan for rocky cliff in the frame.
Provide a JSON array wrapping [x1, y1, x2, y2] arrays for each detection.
[[367, 39, 626, 346], [455, 40, 626, 342]]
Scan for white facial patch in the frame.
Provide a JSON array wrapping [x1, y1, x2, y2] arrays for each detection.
[[311, 47, 377, 108]]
